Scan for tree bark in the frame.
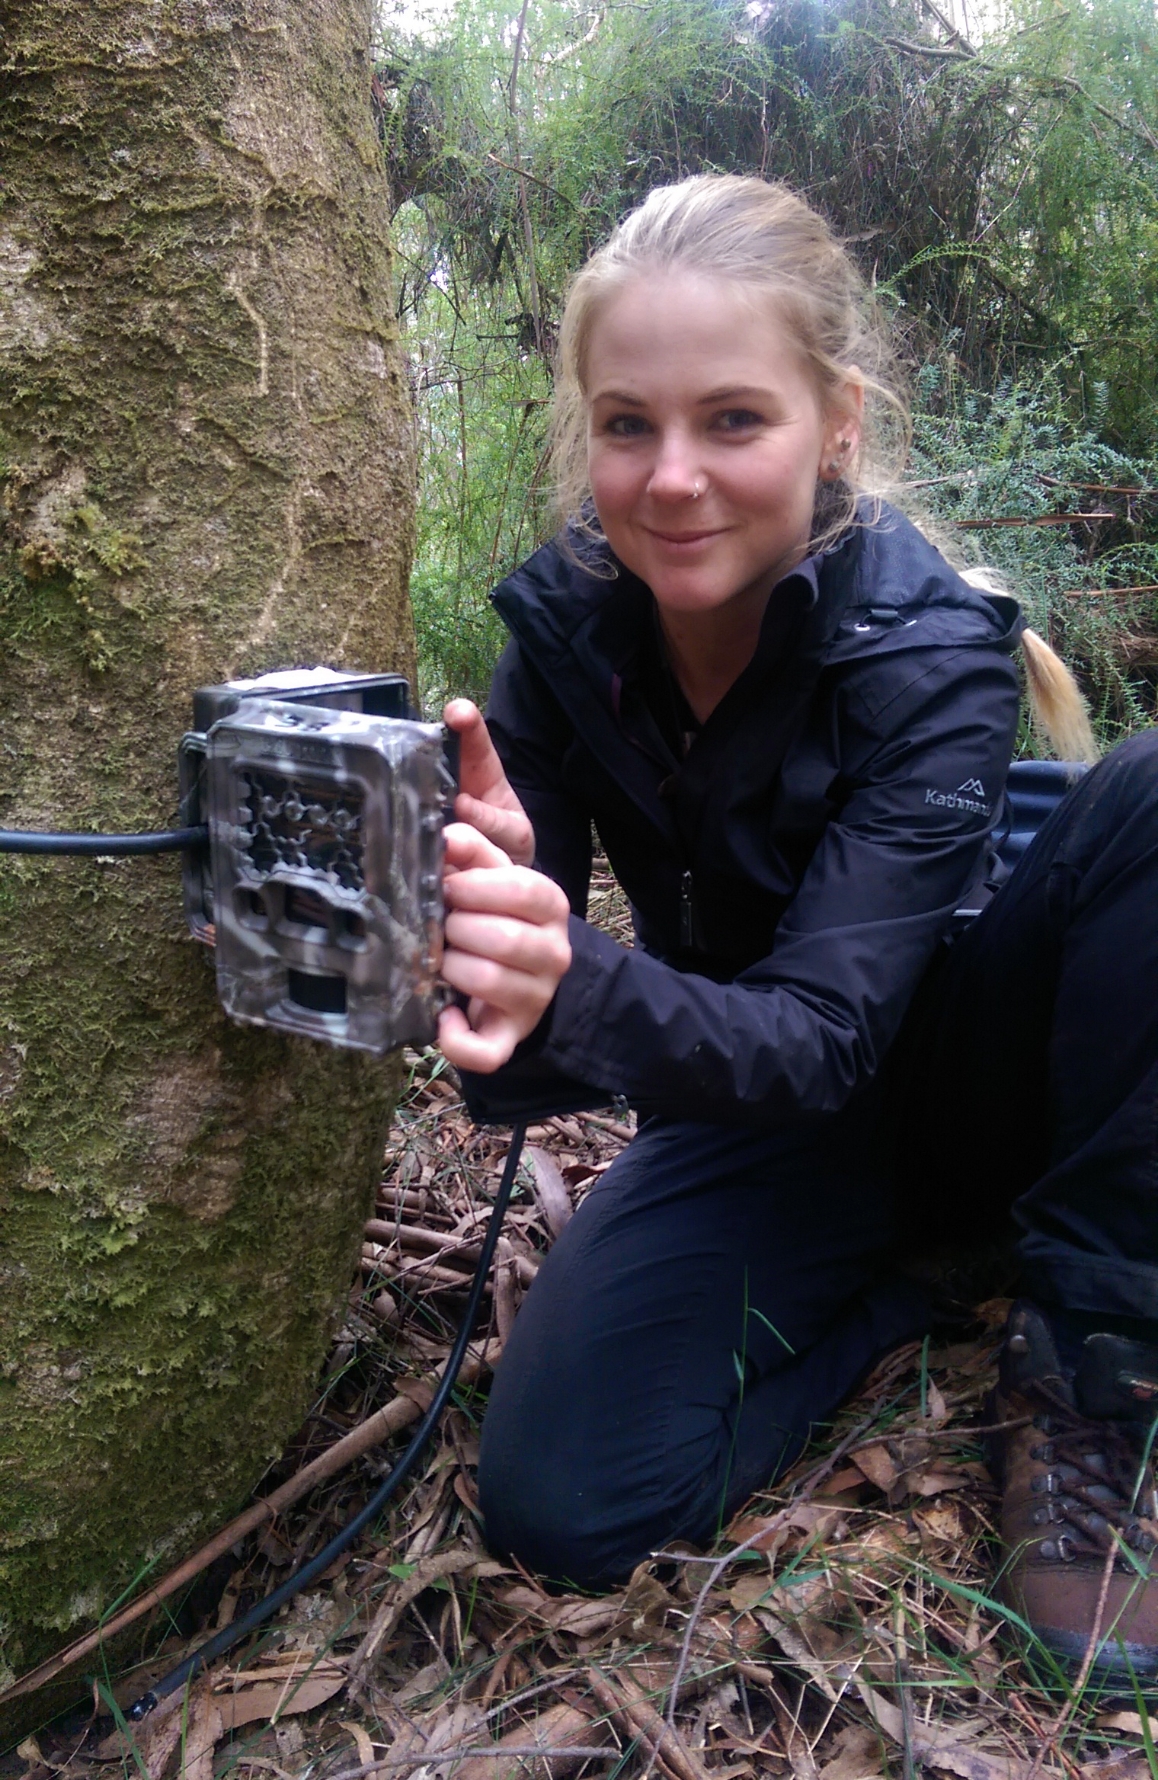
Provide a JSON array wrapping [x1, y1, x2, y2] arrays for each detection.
[[0, 0, 415, 1708]]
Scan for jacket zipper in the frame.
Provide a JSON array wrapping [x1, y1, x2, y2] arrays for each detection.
[[680, 869, 696, 950]]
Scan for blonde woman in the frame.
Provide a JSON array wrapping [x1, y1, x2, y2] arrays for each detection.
[[435, 175, 1158, 1676]]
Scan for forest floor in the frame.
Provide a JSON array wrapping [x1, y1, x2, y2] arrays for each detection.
[[10, 871, 1158, 1780]]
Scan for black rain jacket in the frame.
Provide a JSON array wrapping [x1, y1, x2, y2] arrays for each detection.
[[462, 504, 1023, 1128]]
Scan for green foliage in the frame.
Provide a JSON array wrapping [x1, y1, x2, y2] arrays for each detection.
[[400, 248, 553, 706], [381, 0, 1009, 345], [987, 0, 1158, 447], [377, 0, 1158, 734], [909, 360, 1158, 739]]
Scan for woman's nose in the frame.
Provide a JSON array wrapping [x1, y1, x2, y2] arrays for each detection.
[[646, 433, 701, 503]]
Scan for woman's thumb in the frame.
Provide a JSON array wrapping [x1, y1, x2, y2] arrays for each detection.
[[444, 700, 502, 791]]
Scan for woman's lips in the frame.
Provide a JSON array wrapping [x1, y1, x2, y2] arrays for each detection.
[[646, 527, 722, 545]]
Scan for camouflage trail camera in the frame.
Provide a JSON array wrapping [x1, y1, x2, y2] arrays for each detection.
[[180, 669, 453, 1055]]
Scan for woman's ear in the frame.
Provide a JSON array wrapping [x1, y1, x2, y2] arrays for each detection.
[[819, 377, 865, 481]]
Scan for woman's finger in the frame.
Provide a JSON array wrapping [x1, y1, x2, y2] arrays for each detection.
[[443, 700, 535, 866], [443, 907, 572, 975], [440, 937, 570, 1016], [437, 1001, 522, 1074], [442, 820, 513, 874], [442, 860, 570, 927], [441, 904, 571, 1006], [440, 947, 554, 1013], [454, 789, 535, 864], [443, 699, 507, 801]]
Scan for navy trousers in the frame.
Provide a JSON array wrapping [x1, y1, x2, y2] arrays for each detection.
[[478, 732, 1158, 1588]]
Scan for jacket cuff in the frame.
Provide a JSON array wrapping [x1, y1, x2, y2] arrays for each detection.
[[534, 916, 628, 1090]]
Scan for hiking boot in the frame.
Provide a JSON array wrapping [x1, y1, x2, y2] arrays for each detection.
[[991, 1301, 1158, 1679]]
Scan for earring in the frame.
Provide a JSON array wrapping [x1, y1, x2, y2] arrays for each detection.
[[825, 459, 842, 476]]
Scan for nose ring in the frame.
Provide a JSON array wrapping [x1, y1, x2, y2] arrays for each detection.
[[691, 482, 704, 500]]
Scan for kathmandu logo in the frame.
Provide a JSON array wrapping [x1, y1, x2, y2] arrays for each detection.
[[924, 777, 992, 816]]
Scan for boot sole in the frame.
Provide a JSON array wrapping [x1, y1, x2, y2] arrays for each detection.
[[1030, 1622, 1158, 1685]]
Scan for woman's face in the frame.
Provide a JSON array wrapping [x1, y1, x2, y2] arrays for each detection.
[[585, 270, 859, 625]]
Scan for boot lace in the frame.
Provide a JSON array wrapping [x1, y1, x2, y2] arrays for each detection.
[[1024, 1380, 1158, 1567]]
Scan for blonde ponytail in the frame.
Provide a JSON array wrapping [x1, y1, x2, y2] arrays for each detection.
[[949, 561, 1100, 768], [1020, 626, 1100, 766]]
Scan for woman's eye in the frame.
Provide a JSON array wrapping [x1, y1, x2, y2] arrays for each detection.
[[605, 413, 651, 438], [715, 408, 764, 433]]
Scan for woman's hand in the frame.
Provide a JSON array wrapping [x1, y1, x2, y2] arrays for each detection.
[[444, 698, 535, 868], [437, 821, 572, 1074]]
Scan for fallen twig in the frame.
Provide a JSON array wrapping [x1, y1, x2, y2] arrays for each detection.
[[364, 1225, 540, 1287], [1063, 583, 1158, 600], [1038, 474, 1158, 497], [575, 1112, 635, 1144], [365, 1250, 492, 1295], [313, 1749, 616, 1779], [585, 1667, 710, 1780], [953, 512, 1115, 528], [456, 1700, 614, 1779], [1006, 1695, 1084, 1780], [846, 1415, 1031, 1450]]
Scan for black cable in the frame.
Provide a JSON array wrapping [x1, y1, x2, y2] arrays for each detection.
[[125, 1119, 528, 1721], [0, 825, 207, 856]]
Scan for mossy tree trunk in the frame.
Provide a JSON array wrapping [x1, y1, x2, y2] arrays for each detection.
[[0, 0, 415, 1704]]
